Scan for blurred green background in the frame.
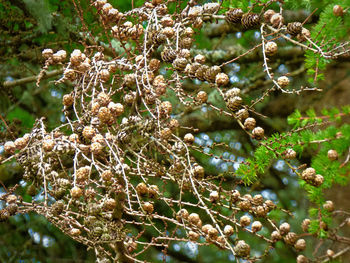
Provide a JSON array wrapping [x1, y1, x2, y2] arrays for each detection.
[[1, 0, 350, 262]]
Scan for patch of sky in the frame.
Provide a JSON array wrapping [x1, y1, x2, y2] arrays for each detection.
[[223, 133, 231, 141], [261, 190, 277, 200], [220, 163, 228, 171], [157, 253, 170, 262], [230, 75, 240, 83], [206, 139, 213, 147], [241, 76, 250, 83], [173, 243, 181, 252], [233, 163, 240, 170], [204, 147, 210, 154], [5, 76, 14, 82], [277, 64, 288, 74], [12, 214, 22, 222], [194, 79, 202, 85], [50, 89, 62, 98], [33, 191, 44, 202], [185, 242, 198, 258], [237, 156, 245, 163], [274, 160, 285, 171], [228, 63, 240, 76], [31, 230, 41, 244], [288, 166, 297, 176], [60, 114, 66, 123], [231, 63, 241, 72], [210, 157, 222, 166], [200, 133, 209, 140], [20, 180, 27, 187], [234, 142, 242, 150], [194, 137, 203, 146], [42, 235, 55, 247], [254, 31, 261, 39], [214, 134, 222, 142]]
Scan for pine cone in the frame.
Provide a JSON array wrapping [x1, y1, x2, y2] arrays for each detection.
[[311, 174, 324, 187], [252, 127, 265, 140], [204, 66, 221, 82], [302, 219, 311, 232], [227, 96, 243, 111], [225, 8, 243, 24], [145, 94, 156, 105], [287, 22, 302, 37], [172, 58, 188, 71], [195, 65, 210, 81], [294, 239, 306, 251], [188, 231, 199, 241], [161, 48, 177, 62], [234, 240, 250, 257], [241, 13, 260, 29], [98, 107, 113, 124], [176, 208, 189, 221], [297, 255, 309, 263], [51, 201, 64, 216], [284, 232, 298, 245], [225, 88, 241, 99], [224, 225, 234, 236], [6, 204, 18, 216], [279, 222, 290, 235], [179, 37, 193, 49], [152, 32, 166, 45], [253, 205, 269, 217], [240, 215, 251, 227], [301, 167, 316, 182], [193, 164, 205, 179], [196, 91, 208, 103], [0, 209, 10, 222], [238, 200, 252, 212], [236, 108, 249, 120], [327, 149, 339, 160], [271, 231, 282, 242], [184, 63, 198, 78], [203, 3, 220, 14]]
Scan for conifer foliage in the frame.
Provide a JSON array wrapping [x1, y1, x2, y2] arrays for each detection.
[[1, 0, 350, 262]]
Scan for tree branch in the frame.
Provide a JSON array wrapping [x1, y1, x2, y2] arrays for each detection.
[[192, 46, 305, 64], [3, 69, 63, 88], [204, 10, 313, 38]]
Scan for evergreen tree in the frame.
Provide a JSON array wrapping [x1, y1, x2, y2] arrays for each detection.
[[1, 0, 350, 262]]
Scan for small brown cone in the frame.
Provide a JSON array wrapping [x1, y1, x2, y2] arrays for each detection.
[[226, 8, 243, 24], [241, 13, 260, 29]]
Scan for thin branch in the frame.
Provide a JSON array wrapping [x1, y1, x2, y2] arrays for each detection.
[[3, 69, 63, 88]]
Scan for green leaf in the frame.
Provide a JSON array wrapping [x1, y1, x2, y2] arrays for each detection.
[[7, 107, 35, 129]]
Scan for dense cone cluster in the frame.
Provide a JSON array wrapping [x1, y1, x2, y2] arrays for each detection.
[[301, 168, 324, 187], [225, 8, 260, 29], [1, 1, 349, 263]]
